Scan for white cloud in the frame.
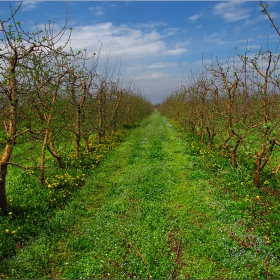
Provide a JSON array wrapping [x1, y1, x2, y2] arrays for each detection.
[[126, 63, 178, 71], [166, 48, 187, 55], [133, 22, 167, 31], [21, 1, 38, 11], [175, 40, 191, 48], [162, 27, 181, 37], [204, 32, 226, 45], [66, 22, 188, 58], [133, 72, 169, 80], [130, 72, 184, 103], [89, 6, 104, 17], [146, 62, 178, 69], [203, 32, 254, 48], [213, 2, 251, 22], [189, 14, 202, 22]]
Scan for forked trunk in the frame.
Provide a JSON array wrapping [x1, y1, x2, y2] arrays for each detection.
[[48, 140, 64, 168]]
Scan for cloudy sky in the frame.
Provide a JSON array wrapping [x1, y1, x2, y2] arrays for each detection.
[[0, 1, 280, 104]]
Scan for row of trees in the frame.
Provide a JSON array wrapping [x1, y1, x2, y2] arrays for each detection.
[[160, 48, 280, 187], [0, 4, 153, 212], [160, 2, 280, 187]]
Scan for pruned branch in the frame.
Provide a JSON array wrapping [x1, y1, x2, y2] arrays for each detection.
[[260, 1, 280, 36]]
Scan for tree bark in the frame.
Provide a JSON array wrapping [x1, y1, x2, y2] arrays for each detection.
[[47, 140, 64, 168], [97, 83, 105, 144], [75, 109, 81, 158], [1, 57, 18, 212], [0, 162, 8, 213], [253, 168, 261, 188], [84, 137, 90, 152], [39, 129, 49, 185]]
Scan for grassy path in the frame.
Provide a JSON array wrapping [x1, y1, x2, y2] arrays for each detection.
[[4, 111, 280, 278]]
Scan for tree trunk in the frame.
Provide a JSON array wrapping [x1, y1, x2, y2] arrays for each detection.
[[253, 141, 275, 188], [222, 137, 230, 157], [0, 58, 18, 212], [97, 83, 105, 144], [231, 151, 237, 168], [200, 131, 205, 144], [206, 126, 215, 150], [253, 168, 261, 188], [84, 137, 90, 152], [0, 162, 8, 213], [75, 109, 81, 158], [97, 133, 104, 145], [74, 80, 86, 158], [39, 129, 49, 185], [48, 140, 64, 168]]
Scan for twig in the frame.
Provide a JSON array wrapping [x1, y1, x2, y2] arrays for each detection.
[[5, 162, 33, 170], [176, 239, 181, 262], [259, 1, 280, 37]]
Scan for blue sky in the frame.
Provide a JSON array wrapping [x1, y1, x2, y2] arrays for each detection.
[[0, 1, 280, 103]]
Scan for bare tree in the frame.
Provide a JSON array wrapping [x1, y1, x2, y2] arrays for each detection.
[[0, 3, 71, 211], [241, 49, 280, 187]]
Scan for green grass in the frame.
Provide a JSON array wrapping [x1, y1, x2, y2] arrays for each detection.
[[0, 129, 128, 277], [1, 111, 280, 278]]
